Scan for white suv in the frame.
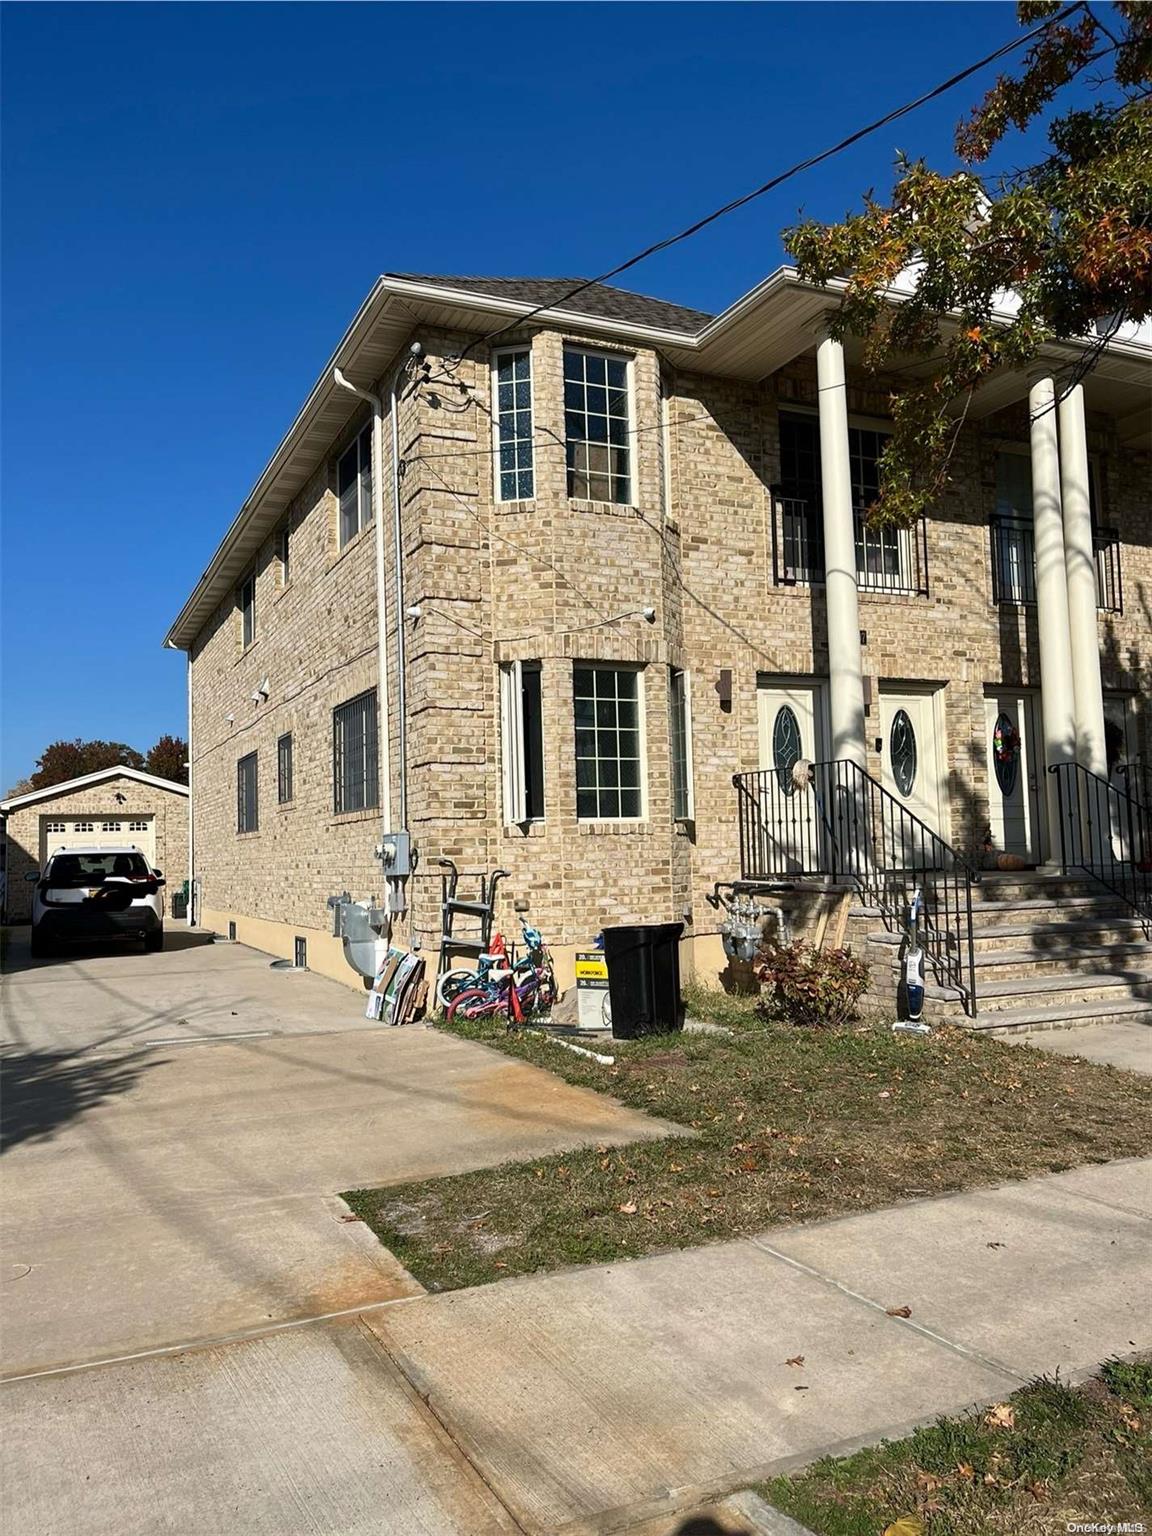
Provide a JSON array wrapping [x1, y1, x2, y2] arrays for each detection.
[[29, 846, 166, 958]]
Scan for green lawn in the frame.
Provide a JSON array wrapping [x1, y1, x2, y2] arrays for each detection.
[[760, 1357, 1152, 1536], [342, 991, 1152, 1293]]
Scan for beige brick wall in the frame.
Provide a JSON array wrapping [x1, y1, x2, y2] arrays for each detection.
[[187, 319, 1151, 989], [3, 776, 188, 922]]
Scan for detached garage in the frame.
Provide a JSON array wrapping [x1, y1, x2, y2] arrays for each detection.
[[1, 767, 189, 923]]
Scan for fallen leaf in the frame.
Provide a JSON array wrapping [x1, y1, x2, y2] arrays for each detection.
[[794, 1384, 809, 1391], [618, 1201, 638, 1215], [879, 1090, 892, 1099], [956, 1462, 975, 1480], [882, 1518, 925, 1536], [886, 1305, 913, 1318], [986, 1241, 1006, 1249], [985, 1403, 1015, 1429], [785, 1355, 805, 1368]]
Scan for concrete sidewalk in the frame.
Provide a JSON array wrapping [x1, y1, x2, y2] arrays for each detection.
[[363, 1155, 1151, 1534], [5, 1156, 1148, 1534]]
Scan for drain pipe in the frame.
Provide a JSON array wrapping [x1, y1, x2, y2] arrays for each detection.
[[333, 341, 420, 873], [333, 367, 394, 837], [186, 649, 194, 926]]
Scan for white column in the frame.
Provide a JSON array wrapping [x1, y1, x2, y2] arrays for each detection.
[[1059, 384, 1107, 780], [1029, 374, 1077, 858], [816, 334, 866, 768]]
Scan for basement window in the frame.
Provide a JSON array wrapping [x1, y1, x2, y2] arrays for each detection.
[[237, 752, 259, 833], [500, 661, 544, 823], [493, 347, 534, 501], [337, 426, 373, 548]]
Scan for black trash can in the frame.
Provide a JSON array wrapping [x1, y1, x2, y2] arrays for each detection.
[[602, 922, 685, 1039]]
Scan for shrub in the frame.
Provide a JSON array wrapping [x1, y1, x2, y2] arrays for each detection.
[[754, 940, 870, 1029]]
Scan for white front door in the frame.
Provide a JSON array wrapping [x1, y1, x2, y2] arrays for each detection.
[[985, 693, 1045, 863], [879, 687, 945, 836], [755, 678, 828, 873]]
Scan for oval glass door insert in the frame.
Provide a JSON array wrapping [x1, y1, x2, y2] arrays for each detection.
[[993, 712, 1020, 796], [889, 708, 917, 796], [772, 705, 802, 794]]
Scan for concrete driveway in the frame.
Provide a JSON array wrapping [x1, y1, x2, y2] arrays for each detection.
[[1, 930, 675, 1535]]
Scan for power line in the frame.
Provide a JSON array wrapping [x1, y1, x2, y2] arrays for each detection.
[[454, 3, 1082, 365]]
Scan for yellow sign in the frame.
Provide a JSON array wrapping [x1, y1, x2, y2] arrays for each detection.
[[574, 952, 608, 984]]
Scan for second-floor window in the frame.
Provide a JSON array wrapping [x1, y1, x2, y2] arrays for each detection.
[[564, 347, 631, 504], [337, 426, 373, 547], [277, 732, 294, 804], [237, 752, 258, 833], [238, 572, 256, 648], [494, 347, 534, 501], [992, 451, 1035, 604], [277, 521, 291, 587], [776, 413, 918, 595], [333, 690, 378, 813]]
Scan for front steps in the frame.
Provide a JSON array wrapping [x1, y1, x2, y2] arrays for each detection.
[[856, 871, 1152, 1036]]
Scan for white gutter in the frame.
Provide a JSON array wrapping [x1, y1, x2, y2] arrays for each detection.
[[333, 368, 394, 836]]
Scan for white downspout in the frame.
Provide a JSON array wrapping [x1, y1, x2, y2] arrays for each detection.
[[186, 649, 194, 926], [333, 368, 394, 836]]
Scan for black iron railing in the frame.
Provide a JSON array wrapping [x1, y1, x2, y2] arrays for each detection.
[[771, 492, 928, 596], [991, 517, 1123, 614], [734, 758, 979, 1014], [1048, 763, 1151, 929], [990, 515, 1036, 604], [1118, 762, 1152, 817]]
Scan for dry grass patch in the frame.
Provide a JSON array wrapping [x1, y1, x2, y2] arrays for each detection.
[[760, 1357, 1152, 1536], [343, 999, 1152, 1292]]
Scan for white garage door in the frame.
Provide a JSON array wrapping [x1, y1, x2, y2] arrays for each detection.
[[40, 815, 156, 868]]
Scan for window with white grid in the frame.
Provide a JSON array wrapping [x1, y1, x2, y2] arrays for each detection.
[[493, 348, 534, 501], [101, 822, 122, 832], [45, 822, 66, 833], [128, 820, 149, 832], [573, 664, 644, 820], [564, 348, 631, 504]]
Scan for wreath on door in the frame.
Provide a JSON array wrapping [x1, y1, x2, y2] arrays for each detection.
[[993, 716, 1020, 764]]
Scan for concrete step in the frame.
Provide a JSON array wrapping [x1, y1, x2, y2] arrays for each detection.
[[964, 873, 1102, 903], [926, 971, 1152, 1016], [965, 995, 1152, 1035], [961, 896, 1132, 927], [969, 918, 1148, 953], [869, 936, 1152, 982]]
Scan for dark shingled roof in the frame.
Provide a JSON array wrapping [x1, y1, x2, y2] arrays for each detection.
[[389, 274, 714, 336]]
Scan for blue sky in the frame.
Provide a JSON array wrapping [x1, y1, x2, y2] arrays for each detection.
[[2, 1, 1062, 789]]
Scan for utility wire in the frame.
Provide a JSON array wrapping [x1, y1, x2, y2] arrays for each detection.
[[453, 2, 1082, 366]]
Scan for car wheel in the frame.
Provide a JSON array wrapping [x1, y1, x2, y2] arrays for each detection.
[[144, 928, 164, 953], [29, 931, 50, 959]]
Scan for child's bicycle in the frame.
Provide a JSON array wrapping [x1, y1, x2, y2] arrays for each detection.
[[439, 920, 557, 1025]]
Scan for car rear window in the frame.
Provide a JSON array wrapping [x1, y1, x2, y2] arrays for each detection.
[[47, 853, 151, 887]]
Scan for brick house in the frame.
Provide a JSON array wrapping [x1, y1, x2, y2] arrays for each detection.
[[165, 269, 1151, 1008], [1, 767, 189, 922]]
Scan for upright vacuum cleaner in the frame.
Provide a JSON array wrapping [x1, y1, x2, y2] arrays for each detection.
[[893, 884, 931, 1036]]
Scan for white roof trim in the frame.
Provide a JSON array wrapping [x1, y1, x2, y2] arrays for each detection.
[[165, 265, 1152, 650], [1, 765, 189, 812]]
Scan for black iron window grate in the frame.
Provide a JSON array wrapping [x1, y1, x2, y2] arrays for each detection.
[[333, 690, 379, 814], [237, 752, 258, 833]]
